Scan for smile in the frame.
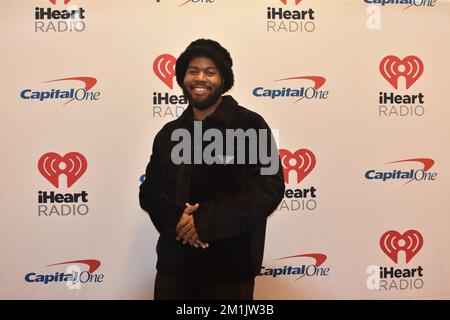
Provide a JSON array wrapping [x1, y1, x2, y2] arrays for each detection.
[[192, 86, 210, 94], [194, 88, 207, 92]]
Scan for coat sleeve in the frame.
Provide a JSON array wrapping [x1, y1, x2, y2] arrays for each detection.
[[139, 132, 184, 237], [193, 116, 286, 242]]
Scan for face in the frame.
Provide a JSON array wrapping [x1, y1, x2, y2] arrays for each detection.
[[182, 56, 224, 110]]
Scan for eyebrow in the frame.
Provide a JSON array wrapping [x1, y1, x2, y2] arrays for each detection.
[[187, 66, 218, 71]]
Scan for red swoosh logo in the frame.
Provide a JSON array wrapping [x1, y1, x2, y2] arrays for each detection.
[[43, 77, 97, 105], [47, 259, 101, 273], [179, 0, 192, 7], [386, 158, 434, 185], [403, 4, 414, 10], [274, 76, 326, 103], [277, 253, 327, 280]]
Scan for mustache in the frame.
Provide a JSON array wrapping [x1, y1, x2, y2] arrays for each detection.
[[190, 82, 211, 88]]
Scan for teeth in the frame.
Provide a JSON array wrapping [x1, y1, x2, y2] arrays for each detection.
[[193, 87, 207, 93]]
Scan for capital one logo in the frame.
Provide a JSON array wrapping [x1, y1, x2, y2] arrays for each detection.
[[280, 149, 316, 184], [179, 0, 215, 7], [24, 259, 103, 287], [253, 76, 328, 102], [20, 77, 99, 105], [379, 55, 424, 90], [277, 253, 327, 280], [153, 54, 176, 89], [260, 252, 329, 280], [38, 152, 87, 188], [380, 230, 423, 264]]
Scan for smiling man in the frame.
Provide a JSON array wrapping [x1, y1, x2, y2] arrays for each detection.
[[139, 39, 285, 300], [182, 55, 223, 115]]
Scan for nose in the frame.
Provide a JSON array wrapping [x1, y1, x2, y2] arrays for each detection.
[[194, 71, 207, 82]]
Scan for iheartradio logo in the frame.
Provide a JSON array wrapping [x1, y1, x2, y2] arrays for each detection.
[[380, 230, 423, 264], [367, 229, 425, 291], [379, 55, 424, 90], [280, 149, 316, 184], [38, 152, 87, 188], [153, 54, 176, 89]]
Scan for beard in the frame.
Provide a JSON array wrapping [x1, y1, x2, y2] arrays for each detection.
[[182, 83, 224, 111]]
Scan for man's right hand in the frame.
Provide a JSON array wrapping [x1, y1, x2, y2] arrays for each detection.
[[175, 203, 209, 249]]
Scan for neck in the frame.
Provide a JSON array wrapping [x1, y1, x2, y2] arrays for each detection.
[[192, 97, 222, 121]]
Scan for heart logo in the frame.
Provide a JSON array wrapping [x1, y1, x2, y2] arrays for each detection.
[[380, 230, 423, 264], [279, 149, 316, 184], [38, 152, 87, 188], [153, 54, 176, 89], [49, 0, 71, 4], [379, 55, 424, 90], [280, 0, 302, 5]]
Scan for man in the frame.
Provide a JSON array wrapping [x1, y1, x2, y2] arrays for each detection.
[[139, 39, 285, 300]]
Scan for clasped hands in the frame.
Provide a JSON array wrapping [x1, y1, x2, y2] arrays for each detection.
[[175, 203, 209, 249]]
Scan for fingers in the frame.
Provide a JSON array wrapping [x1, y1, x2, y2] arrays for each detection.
[[175, 220, 187, 236], [175, 213, 191, 239], [185, 235, 209, 249], [179, 224, 202, 247], [187, 235, 209, 250], [184, 204, 199, 216], [182, 228, 197, 245], [183, 203, 199, 215], [196, 240, 209, 249], [176, 204, 198, 239], [189, 234, 199, 248], [176, 203, 208, 249], [177, 218, 194, 240]]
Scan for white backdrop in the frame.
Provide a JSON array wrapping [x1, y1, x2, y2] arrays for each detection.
[[1, 0, 449, 299]]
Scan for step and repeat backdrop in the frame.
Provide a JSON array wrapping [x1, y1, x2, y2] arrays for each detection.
[[0, 0, 449, 299]]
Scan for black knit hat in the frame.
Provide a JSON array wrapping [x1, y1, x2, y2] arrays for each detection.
[[175, 39, 234, 94]]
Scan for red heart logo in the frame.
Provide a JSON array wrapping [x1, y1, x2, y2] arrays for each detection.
[[280, 0, 302, 4], [379, 55, 424, 90], [49, 0, 71, 4], [153, 54, 176, 90], [38, 152, 87, 188], [380, 230, 423, 264], [279, 149, 316, 184]]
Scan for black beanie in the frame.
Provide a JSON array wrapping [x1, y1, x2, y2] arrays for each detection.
[[175, 39, 234, 94]]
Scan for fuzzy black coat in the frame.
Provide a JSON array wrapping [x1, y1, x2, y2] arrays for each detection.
[[139, 95, 285, 281]]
